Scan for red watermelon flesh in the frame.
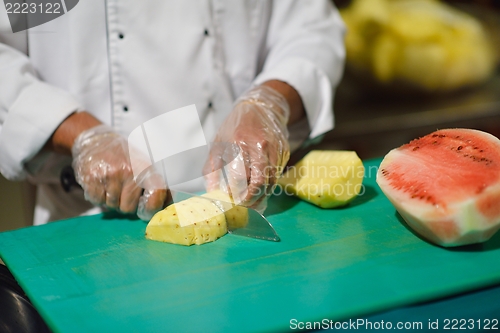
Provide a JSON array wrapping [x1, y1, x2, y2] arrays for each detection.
[[376, 128, 500, 247]]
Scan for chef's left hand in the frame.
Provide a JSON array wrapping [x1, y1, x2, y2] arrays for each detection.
[[204, 82, 297, 213]]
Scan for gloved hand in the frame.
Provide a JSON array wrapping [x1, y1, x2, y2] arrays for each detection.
[[71, 125, 168, 220], [204, 85, 291, 213]]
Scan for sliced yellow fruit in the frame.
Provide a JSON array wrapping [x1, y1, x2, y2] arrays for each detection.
[[340, 0, 496, 92], [372, 33, 399, 82], [203, 190, 249, 230], [145, 190, 248, 246], [278, 151, 365, 208]]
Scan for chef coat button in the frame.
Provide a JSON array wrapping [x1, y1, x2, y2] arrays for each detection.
[[204, 29, 209, 36], [118, 33, 124, 39], [123, 106, 128, 112], [208, 101, 213, 109]]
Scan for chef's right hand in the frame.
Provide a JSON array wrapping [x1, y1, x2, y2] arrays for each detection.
[[71, 124, 168, 220]]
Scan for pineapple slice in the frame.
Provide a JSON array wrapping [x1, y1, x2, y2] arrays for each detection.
[[278, 151, 365, 208], [340, 0, 496, 92], [145, 196, 226, 246], [203, 190, 249, 229], [145, 190, 248, 246]]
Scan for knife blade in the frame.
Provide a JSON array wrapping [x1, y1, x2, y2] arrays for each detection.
[[170, 189, 280, 242]]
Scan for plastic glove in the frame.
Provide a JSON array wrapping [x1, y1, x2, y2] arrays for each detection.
[[71, 125, 168, 220], [204, 85, 290, 213]]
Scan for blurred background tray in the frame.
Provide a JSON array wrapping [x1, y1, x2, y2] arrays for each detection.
[[304, 0, 500, 161]]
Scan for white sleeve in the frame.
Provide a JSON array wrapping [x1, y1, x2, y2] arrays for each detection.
[[253, 0, 346, 146], [0, 41, 83, 181]]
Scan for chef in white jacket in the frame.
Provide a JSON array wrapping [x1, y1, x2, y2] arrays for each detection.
[[0, 0, 345, 225]]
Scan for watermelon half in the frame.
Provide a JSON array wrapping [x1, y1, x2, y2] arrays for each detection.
[[376, 128, 500, 247]]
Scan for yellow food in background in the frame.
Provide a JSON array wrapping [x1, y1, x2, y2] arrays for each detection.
[[145, 190, 248, 246], [278, 151, 365, 208], [340, 0, 496, 92]]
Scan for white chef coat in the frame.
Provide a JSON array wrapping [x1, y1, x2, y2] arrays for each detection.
[[0, 0, 346, 225]]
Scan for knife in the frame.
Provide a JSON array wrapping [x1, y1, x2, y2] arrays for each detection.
[[170, 189, 280, 242], [60, 166, 280, 242]]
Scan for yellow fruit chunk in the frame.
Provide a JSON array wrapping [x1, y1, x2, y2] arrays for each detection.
[[340, 0, 496, 92], [145, 190, 248, 246], [278, 151, 365, 208], [203, 190, 249, 229]]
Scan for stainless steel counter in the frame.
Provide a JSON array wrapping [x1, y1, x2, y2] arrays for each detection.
[[307, 68, 500, 160], [311, 2, 500, 161]]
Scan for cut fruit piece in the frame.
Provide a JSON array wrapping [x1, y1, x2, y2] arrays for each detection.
[[145, 190, 248, 246], [278, 150, 365, 208], [340, 0, 496, 92], [203, 190, 249, 230], [376, 128, 500, 247], [145, 195, 226, 246]]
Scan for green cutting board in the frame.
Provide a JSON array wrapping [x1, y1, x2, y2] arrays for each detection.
[[1, 158, 500, 333]]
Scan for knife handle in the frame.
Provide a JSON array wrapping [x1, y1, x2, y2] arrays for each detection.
[[60, 165, 82, 192]]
